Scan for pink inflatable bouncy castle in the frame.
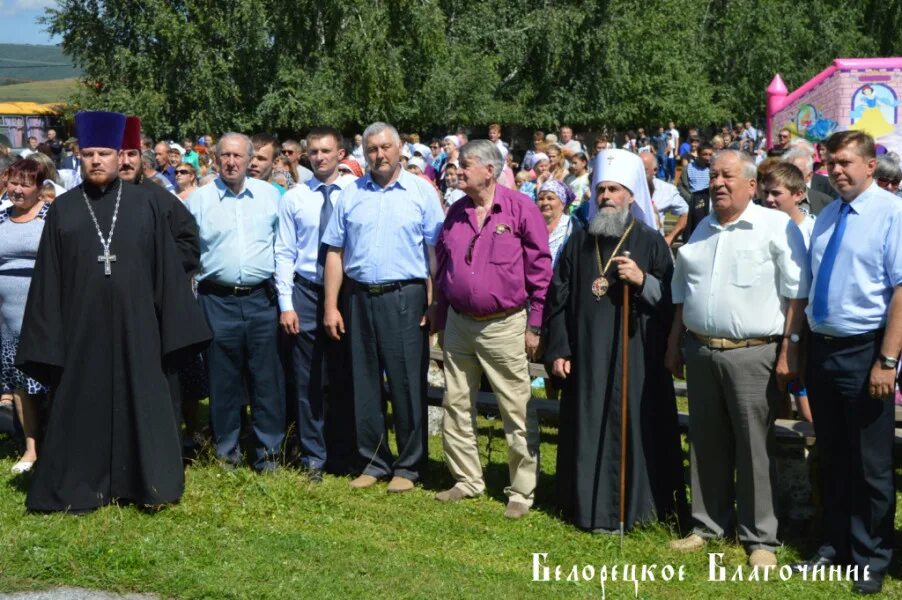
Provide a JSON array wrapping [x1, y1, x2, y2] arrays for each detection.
[[767, 58, 902, 155]]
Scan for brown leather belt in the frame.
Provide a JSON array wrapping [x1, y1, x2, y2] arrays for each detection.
[[461, 306, 523, 321], [691, 331, 780, 350]]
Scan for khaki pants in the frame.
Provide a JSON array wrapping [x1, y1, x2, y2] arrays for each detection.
[[441, 308, 539, 506]]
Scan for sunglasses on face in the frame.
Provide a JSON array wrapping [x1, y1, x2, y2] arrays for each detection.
[[175, 169, 193, 175], [282, 149, 295, 155]]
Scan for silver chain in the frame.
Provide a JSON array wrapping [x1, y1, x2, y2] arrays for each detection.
[[81, 180, 123, 255]]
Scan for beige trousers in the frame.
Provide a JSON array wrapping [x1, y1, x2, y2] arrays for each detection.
[[441, 307, 539, 506]]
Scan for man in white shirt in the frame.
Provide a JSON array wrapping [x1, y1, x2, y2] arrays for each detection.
[[665, 150, 810, 568], [275, 126, 357, 480], [640, 152, 688, 246]]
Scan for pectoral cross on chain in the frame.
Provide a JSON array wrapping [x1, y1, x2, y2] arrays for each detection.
[[98, 246, 117, 276]]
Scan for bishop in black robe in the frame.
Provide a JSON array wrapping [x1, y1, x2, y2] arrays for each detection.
[[544, 216, 685, 532], [15, 178, 211, 512]]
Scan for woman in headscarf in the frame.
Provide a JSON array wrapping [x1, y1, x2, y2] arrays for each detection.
[[537, 179, 579, 268]]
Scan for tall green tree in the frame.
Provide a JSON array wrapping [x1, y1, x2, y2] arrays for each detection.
[[42, 0, 897, 136]]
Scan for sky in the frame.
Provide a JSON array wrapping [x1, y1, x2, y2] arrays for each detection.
[[0, 0, 60, 45]]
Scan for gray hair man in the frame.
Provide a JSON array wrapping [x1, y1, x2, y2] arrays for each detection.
[[782, 148, 832, 215], [666, 150, 810, 568], [321, 122, 444, 493], [432, 139, 551, 519]]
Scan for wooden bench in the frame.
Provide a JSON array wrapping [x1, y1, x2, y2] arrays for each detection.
[[427, 348, 902, 445]]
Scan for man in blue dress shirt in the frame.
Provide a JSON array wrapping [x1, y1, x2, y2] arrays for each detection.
[[275, 126, 357, 480], [795, 131, 902, 595], [186, 132, 284, 472], [322, 122, 444, 493]]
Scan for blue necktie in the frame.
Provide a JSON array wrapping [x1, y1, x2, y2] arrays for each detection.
[[812, 201, 851, 324], [316, 185, 334, 279]]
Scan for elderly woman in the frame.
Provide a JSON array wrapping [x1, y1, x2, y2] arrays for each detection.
[[537, 179, 579, 268], [0, 159, 50, 474], [175, 161, 199, 201]]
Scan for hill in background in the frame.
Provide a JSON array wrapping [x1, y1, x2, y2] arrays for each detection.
[[0, 44, 81, 83], [0, 78, 78, 103]]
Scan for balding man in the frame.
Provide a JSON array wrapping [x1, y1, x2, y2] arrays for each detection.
[[666, 150, 809, 568], [187, 133, 284, 472], [640, 152, 687, 246]]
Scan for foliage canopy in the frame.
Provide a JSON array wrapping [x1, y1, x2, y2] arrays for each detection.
[[43, 0, 898, 137]]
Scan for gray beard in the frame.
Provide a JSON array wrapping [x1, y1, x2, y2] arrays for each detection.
[[588, 206, 630, 237]]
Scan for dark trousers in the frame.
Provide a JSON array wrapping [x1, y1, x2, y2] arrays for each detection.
[[807, 333, 895, 575], [346, 281, 428, 481], [198, 287, 285, 470], [285, 278, 354, 471]]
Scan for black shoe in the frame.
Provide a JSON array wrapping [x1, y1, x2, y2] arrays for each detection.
[[790, 554, 834, 574], [852, 572, 883, 595], [303, 467, 324, 484]]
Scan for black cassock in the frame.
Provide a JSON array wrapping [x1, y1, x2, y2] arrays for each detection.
[[138, 179, 200, 274], [136, 179, 203, 414], [544, 217, 684, 532], [15, 179, 211, 512]]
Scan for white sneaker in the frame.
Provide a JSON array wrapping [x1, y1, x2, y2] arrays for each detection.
[[11, 460, 35, 474]]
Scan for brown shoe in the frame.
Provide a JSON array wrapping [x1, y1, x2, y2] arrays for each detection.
[[386, 475, 415, 493], [503, 501, 530, 519], [748, 549, 777, 568], [668, 533, 706, 552], [349, 474, 380, 489], [434, 487, 470, 503]]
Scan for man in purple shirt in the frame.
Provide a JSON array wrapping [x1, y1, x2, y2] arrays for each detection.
[[432, 139, 552, 519]]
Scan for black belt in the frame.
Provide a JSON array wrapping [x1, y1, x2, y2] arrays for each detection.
[[812, 328, 883, 347], [197, 280, 268, 297], [294, 273, 324, 292], [348, 278, 425, 296]]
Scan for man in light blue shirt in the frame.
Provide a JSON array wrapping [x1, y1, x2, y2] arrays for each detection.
[[322, 121, 444, 493], [186, 132, 284, 472], [797, 131, 902, 595], [274, 126, 357, 480]]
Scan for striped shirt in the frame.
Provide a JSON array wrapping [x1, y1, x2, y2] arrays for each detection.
[[686, 161, 710, 193]]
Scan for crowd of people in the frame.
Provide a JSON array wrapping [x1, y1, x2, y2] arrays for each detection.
[[0, 112, 900, 595]]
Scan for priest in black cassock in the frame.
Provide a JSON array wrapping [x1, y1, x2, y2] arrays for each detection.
[[544, 149, 684, 533], [15, 111, 211, 513]]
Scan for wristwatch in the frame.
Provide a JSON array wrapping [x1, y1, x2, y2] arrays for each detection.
[[784, 333, 801, 343], [527, 325, 542, 336], [879, 354, 899, 369]]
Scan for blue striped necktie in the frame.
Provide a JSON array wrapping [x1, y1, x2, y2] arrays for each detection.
[[812, 201, 851, 324]]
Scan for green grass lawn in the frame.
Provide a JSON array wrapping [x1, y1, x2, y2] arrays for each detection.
[[0, 78, 77, 104], [1, 414, 900, 599]]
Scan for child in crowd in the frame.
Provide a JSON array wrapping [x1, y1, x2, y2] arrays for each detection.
[[38, 182, 56, 205]]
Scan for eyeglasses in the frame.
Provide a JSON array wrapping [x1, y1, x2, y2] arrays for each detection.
[[175, 169, 193, 175], [465, 234, 480, 265], [282, 149, 295, 155]]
